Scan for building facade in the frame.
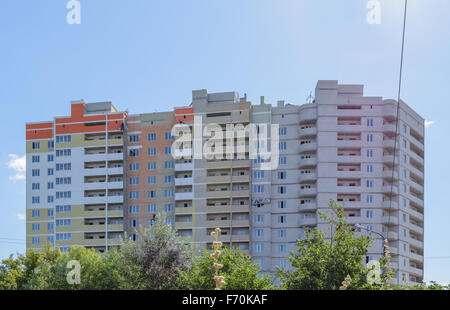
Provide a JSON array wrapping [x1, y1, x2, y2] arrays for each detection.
[[26, 80, 424, 286]]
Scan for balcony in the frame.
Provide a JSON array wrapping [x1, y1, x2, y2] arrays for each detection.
[[299, 187, 317, 197], [299, 172, 316, 183], [299, 157, 317, 168], [175, 206, 194, 214], [175, 192, 194, 201], [299, 217, 317, 227], [381, 216, 399, 225], [299, 142, 317, 153], [175, 162, 193, 171], [232, 175, 250, 183], [231, 220, 250, 227], [206, 220, 231, 228], [299, 127, 317, 137], [231, 234, 250, 242], [298, 203, 317, 212], [175, 177, 193, 186], [206, 190, 230, 199], [299, 107, 317, 123]]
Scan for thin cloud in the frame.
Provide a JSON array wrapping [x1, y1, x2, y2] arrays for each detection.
[[16, 213, 26, 221], [7, 154, 26, 182], [425, 120, 435, 128]]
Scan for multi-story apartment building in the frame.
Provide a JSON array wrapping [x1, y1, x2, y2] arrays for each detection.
[[26, 101, 127, 253], [26, 80, 424, 286]]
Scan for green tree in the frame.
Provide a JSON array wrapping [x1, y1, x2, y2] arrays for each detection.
[[277, 199, 378, 290], [179, 246, 274, 290], [0, 246, 61, 290], [29, 246, 126, 290], [119, 214, 191, 290]]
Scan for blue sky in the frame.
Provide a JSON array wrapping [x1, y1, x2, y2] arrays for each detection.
[[0, 0, 448, 284]]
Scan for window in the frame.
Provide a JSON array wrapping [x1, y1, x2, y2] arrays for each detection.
[[48, 209, 54, 217], [32, 142, 40, 150], [367, 119, 374, 127], [47, 196, 54, 203], [32, 196, 40, 204], [279, 157, 287, 165], [164, 204, 174, 212], [129, 191, 139, 200], [32, 183, 40, 190], [164, 175, 174, 184], [253, 185, 264, 193], [56, 177, 71, 185], [277, 216, 286, 224], [148, 147, 157, 156], [366, 195, 373, 203], [32, 210, 40, 217], [367, 134, 373, 142], [366, 210, 373, 218], [277, 186, 286, 194], [148, 133, 157, 141], [277, 200, 286, 209], [148, 191, 156, 199], [277, 171, 286, 180], [129, 135, 139, 143], [129, 205, 139, 214], [366, 180, 374, 188], [32, 224, 40, 231], [367, 165, 373, 173], [129, 149, 139, 157], [165, 132, 175, 140], [129, 219, 139, 228], [47, 154, 54, 162], [367, 149, 374, 158], [32, 169, 40, 177], [164, 190, 174, 198], [279, 142, 287, 150], [164, 147, 172, 155], [56, 149, 71, 157], [55, 191, 71, 199], [56, 233, 72, 241], [129, 163, 139, 171], [279, 127, 287, 136], [147, 205, 156, 213], [253, 170, 264, 179], [277, 230, 287, 238], [47, 168, 54, 176], [32, 155, 40, 163], [278, 245, 287, 253], [47, 223, 54, 231], [278, 259, 287, 268], [147, 162, 156, 170], [253, 243, 264, 252], [47, 182, 54, 189], [56, 219, 71, 227], [253, 229, 264, 238], [164, 161, 174, 169], [48, 141, 54, 149], [56, 163, 71, 171], [129, 177, 139, 185], [56, 205, 71, 213], [143, 176, 155, 185], [56, 135, 71, 143], [32, 237, 40, 245], [253, 215, 264, 223]]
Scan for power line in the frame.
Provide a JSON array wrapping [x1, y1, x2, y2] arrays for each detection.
[[387, 0, 408, 239]]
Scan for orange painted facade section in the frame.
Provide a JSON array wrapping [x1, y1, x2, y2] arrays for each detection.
[[174, 107, 194, 123], [27, 103, 127, 140], [26, 129, 53, 140]]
